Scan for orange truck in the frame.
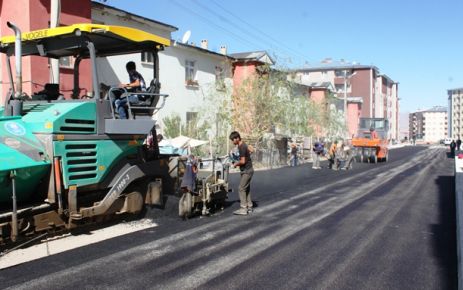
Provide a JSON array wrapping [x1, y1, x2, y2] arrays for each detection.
[[352, 118, 389, 163]]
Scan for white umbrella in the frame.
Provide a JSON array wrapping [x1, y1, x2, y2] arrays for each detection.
[[170, 135, 208, 149], [158, 139, 172, 147], [170, 135, 191, 148], [188, 138, 208, 148]]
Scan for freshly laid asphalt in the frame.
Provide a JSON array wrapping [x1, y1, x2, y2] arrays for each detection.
[[0, 145, 457, 290]]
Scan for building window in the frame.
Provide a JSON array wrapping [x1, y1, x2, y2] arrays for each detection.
[[215, 66, 225, 91], [335, 84, 344, 92], [59, 56, 73, 69], [335, 70, 344, 77], [141, 51, 154, 64], [186, 111, 198, 123], [185, 60, 197, 86]]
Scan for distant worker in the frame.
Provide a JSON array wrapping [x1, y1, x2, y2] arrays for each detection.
[[457, 137, 462, 151], [180, 154, 198, 195], [450, 140, 456, 157], [114, 61, 146, 119], [312, 141, 324, 169], [370, 127, 378, 139], [328, 140, 338, 170], [290, 143, 298, 167], [230, 131, 254, 215], [341, 145, 354, 170], [334, 141, 345, 171]]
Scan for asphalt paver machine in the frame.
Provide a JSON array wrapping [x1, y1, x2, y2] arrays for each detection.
[[0, 22, 172, 247]]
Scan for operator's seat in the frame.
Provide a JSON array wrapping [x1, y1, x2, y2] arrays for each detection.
[[104, 79, 167, 134], [126, 79, 161, 119]]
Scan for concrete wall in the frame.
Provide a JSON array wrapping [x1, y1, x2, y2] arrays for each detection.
[[454, 158, 463, 290]]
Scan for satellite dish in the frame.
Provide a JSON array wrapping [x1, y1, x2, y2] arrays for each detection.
[[182, 30, 191, 44]]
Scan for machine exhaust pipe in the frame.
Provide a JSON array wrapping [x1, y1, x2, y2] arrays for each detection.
[[7, 21, 22, 98], [6, 21, 23, 116]]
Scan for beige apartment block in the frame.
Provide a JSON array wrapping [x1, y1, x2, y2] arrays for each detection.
[[448, 88, 463, 139], [409, 107, 447, 143]]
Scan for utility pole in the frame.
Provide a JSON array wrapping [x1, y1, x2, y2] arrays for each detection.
[[343, 69, 348, 127]]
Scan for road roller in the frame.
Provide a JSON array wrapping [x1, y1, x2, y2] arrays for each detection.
[[352, 118, 389, 163]]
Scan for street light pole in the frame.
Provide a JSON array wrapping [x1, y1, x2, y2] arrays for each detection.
[[343, 69, 348, 127]]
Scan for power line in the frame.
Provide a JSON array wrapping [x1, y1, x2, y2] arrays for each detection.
[[189, 0, 300, 63], [170, 0, 265, 52], [209, 0, 312, 63]]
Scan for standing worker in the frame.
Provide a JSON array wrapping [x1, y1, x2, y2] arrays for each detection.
[[290, 143, 298, 167], [450, 140, 456, 157], [328, 140, 338, 170], [334, 141, 345, 170], [312, 141, 323, 169], [230, 131, 254, 215], [180, 154, 198, 194], [341, 145, 354, 170], [457, 137, 462, 151]]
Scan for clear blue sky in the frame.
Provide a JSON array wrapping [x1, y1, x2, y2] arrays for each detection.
[[105, 0, 463, 113]]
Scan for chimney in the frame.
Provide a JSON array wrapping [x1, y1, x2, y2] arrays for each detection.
[[201, 39, 208, 49], [220, 45, 227, 55]]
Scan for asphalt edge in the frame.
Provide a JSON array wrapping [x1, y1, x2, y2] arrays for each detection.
[[455, 157, 463, 290]]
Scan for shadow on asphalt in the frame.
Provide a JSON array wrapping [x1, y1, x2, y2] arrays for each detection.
[[433, 175, 458, 289]]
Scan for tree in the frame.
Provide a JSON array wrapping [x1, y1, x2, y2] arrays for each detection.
[[165, 62, 348, 158], [162, 114, 182, 139]]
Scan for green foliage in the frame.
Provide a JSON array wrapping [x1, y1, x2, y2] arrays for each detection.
[[162, 114, 182, 139], [232, 66, 332, 139], [165, 62, 348, 157]]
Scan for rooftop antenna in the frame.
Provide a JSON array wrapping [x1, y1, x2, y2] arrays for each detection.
[[182, 30, 191, 44]]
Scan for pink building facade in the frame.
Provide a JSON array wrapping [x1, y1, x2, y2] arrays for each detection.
[[0, 0, 92, 102], [294, 63, 399, 141]]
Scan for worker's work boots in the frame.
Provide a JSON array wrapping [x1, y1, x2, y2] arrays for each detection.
[[233, 208, 248, 215]]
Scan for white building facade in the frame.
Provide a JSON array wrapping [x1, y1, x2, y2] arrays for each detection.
[[422, 108, 447, 143], [92, 2, 233, 132], [409, 106, 447, 143]]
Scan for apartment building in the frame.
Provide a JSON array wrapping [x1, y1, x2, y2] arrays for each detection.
[[409, 111, 424, 141], [448, 88, 463, 139], [293, 61, 399, 141], [409, 106, 447, 143], [92, 2, 236, 127]]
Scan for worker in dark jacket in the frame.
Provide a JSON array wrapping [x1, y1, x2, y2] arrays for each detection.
[[312, 141, 324, 169], [450, 140, 456, 157]]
